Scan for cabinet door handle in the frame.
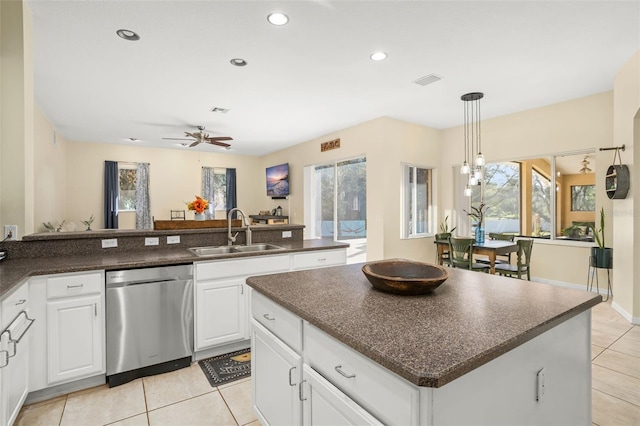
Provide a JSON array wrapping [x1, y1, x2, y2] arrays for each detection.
[[94, 303, 98, 317], [335, 365, 356, 379], [288, 366, 297, 386], [263, 313, 275, 321], [298, 379, 307, 401], [15, 299, 26, 306], [240, 285, 244, 295], [0, 350, 8, 368], [67, 284, 84, 289], [317, 258, 327, 261]]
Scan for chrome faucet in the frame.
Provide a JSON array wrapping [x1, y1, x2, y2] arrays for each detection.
[[227, 208, 252, 246]]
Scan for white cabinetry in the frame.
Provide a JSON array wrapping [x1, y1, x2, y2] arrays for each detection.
[[292, 249, 346, 270], [28, 271, 105, 388], [302, 365, 383, 426], [251, 321, 302, 426], [1, 281, 34, 426], [194, 255, 290, 352]]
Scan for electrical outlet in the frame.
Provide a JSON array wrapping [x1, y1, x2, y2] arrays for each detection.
[[3, 225, 17, 241], [145, 237, 159, 246], [167, 236, 180, 244], [101, 239, 118, 248], [282, 231, 292, 238]]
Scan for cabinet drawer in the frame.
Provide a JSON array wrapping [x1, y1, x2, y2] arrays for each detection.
[[291, 249, 346, 270], [196, 254, 290, 281], [304, 323, 419, 426], [47, 272, 103, 300], [252, 291, 302, 353], [2, 281, 29, 327]]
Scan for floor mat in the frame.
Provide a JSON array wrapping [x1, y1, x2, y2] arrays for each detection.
[[198, 348, 251, 387]]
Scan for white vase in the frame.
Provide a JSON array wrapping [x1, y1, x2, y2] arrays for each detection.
[[194, 213, 205, 221]]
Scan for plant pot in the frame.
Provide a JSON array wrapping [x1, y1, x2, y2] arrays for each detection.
[[591, 247, 613, 269], [194, 213, 205, 221]]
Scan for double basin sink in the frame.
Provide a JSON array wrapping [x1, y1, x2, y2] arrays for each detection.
[[189, 243, 285, 257]]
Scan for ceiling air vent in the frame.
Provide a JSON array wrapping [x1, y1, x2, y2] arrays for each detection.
[[413, 74, 443, 87], [210, 107, 230, 113]]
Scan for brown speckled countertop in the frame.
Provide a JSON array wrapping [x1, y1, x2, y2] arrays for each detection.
[[246, 262, 601, 388], [0, 239, 347, 299]]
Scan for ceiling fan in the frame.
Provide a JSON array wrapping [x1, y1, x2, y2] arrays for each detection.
[[163, 126, 232, 149], [579, 156, 592, 174]]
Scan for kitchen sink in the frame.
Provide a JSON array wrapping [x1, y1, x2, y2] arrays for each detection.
[[232, 244, 284, 252], [189, 244, 284, 257]]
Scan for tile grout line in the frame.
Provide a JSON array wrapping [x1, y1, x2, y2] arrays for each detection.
[[57, 395, 68, 426], [592, 387, 640, 411], [217, 387, 241, 426]]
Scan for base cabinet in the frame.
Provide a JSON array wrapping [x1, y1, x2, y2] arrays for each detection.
[[302, 365, 383, 426], [1, 281, 32, 426], [195, 279, 247, 350], [251, 321, 302, 426], [47, 294, 103, 384]]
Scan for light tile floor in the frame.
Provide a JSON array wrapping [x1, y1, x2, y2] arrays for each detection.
[[15, 300, 640, 426]]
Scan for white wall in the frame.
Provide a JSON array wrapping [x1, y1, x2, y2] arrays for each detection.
[[60, 142, 263, 231]]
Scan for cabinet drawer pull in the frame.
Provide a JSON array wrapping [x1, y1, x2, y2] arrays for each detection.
[[335, 365, 356, 379], [67, 284, 84, 289], [263, 313, 275, 321], [15, 299, 26, 306], [298, 379, 307, 401], [289, 366, 297, 386]]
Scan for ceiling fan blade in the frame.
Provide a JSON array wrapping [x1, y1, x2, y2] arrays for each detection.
[[205, 136, 233, 142], [163, 137, 195, 141], [206, 140, 231, 148], [185, 132, 200, 139], [189, 140, 201, 147]]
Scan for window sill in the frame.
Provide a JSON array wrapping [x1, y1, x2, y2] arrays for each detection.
[[521, 237, 596, 248]]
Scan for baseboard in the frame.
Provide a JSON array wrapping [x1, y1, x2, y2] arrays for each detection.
[[531, 277, 603, 293], [611, 301, 640, 325], [194, 339, 250, 362], [25, 374, 106, 405]]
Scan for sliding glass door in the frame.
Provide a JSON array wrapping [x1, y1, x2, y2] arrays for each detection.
[[308, 157, 366, 262]]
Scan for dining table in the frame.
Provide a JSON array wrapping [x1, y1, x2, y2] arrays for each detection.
[[434, 238, 518, 274]]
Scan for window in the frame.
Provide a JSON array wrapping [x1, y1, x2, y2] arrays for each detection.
[[202, 167, 227, 219], [460, 151, 596, 241], [571, 185, 595, 211], [402, 164, 433, 238], [118, 164, 137, 211]]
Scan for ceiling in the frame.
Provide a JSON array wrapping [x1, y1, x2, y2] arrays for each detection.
[[26, 1, 640, 156]]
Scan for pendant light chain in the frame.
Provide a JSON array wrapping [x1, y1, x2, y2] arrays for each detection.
[[460, 92, 485, 196]]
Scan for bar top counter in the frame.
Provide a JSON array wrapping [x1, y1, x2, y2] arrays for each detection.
[[246, 262, 601, 388]]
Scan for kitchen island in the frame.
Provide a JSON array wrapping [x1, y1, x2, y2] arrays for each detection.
[[246, 262, 601, 425]]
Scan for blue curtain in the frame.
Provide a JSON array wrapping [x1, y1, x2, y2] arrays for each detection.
[[104, 161, 119, 229], [226, 168, 237, 219]]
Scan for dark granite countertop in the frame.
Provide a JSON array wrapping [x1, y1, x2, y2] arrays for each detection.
[[0, 239, 347, 299], [246, 262, 601, 388]]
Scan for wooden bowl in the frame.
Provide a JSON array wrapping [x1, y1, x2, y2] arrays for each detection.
[[362, 259, 449, 295]]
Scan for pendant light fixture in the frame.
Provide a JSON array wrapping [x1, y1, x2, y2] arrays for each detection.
[[460, 92, 484, 196]]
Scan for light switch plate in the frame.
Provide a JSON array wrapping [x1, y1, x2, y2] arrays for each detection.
[[145, 237, 159, 246], [3, 225, 17, 241], [102, 239, 118, 248], [167, 236, 180, 244], [282, 231, 292, 238]]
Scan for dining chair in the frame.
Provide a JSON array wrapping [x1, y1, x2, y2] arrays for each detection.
[[449, 237, 491, 272], [495, 239, 534, 280], [435, 233, 452, 266], [488, 232, 515, 264]]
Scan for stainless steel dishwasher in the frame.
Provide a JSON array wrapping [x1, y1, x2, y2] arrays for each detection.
[[106, 264, 193, 387]]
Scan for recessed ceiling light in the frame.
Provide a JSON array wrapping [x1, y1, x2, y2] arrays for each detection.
[[370, 52, 388, 61], [267, 12, 289, 26], [127, 137, 140, 142], [179, 143, 189, 147], [230, 58, 247, 67], [211, 107, 230, 114], [116, 29, 140, 41]]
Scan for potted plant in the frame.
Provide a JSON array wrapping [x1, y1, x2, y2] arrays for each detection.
[[464, 202, 487, 244], [436, 215, 456, 240], [589, 207, 612, 269]]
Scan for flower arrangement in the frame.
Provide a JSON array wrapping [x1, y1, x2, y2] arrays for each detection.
[[464, 202, 487, 226], [187, 195, 209, 214], [81, 214, 95, 231]]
